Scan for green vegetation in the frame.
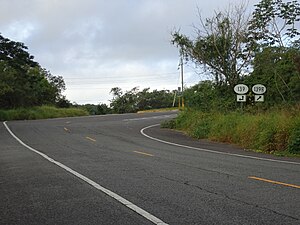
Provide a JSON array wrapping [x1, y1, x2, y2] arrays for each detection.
[[0, 33, 75, 120], [69, 88, 178, 116], [75, 103, 112, 115], [109, 87, 177, 114], [167, 0, 300, 157], [162, 107, 300, 155], [172, 0, 300, 109], [0, 34, 69, 109], [1, 0, 299, 144], [0, 105, 88, 121]]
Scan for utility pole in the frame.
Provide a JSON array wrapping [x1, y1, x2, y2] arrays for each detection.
[[180, 56, 184, 108]]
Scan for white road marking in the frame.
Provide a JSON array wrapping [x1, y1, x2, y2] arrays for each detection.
[[133, 151, 154, 157], [86, 136, 97, 142], [3, 121, 168, 225], [140, 124, 300, 166]]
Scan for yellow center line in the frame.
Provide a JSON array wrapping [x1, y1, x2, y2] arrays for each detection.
[[249, 176, 300, 189], [133, 151, 154, 157], [86, 136, 96, 142]]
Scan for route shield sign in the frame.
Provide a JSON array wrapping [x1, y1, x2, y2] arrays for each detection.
[[234, 84, 249, 94], [252, 84, 266, 94]]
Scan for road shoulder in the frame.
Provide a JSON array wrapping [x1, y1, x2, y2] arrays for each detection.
[[142, 124, 300, 164]]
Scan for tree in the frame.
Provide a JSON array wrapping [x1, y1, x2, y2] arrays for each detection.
[[0, 34, 38, 70], [247, 0, 300, 105], [110, 87, 123, 99], [183, 81, 217, 111], [245, 47, 300, 105], [183, 80, 237, 111], [0, 34, 67, 108], [248, 0, 300, 49], [110, 87, 139, 113], [56, 96, 71, 108], [97, 103, 111, 115], [172, 3, 252, 87], [109, 87, 175, 113], [44, 69, 66, 103], [136, 88, 152, 110], [146, 89, 174, 109]]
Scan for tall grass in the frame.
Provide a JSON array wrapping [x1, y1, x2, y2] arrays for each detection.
[[0, 106, 89, 121], [164, 107, 300, 155]]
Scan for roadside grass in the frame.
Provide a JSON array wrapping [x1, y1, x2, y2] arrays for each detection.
[[162, 107, 300, 157], [0, 105, 89, 121]]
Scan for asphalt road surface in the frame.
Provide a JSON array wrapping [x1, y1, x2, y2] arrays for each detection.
[[1, 111, 299, 225]]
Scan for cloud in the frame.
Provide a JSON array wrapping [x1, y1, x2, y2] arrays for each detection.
[[0, 0, 261, 104]]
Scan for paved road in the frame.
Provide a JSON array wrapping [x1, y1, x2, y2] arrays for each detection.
[[1, 112, 299, 225]]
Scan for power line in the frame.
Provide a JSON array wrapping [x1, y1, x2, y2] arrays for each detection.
[[62, 71, 196, 82], [62, 71, 181, 80], [65, 77, 179, 85]]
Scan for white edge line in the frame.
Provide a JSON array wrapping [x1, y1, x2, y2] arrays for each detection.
[[140, 124, 300, 166], [3, 121, 169, 225]]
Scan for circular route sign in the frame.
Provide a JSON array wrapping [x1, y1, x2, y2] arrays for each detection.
[[252, 84, 266, 94], [234, 84, 249, 94]]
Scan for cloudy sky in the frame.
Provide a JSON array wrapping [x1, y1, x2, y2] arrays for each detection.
[[0, 0, 260, 104]]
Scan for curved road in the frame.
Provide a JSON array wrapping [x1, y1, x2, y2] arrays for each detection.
[[1, 111, 299, 225]]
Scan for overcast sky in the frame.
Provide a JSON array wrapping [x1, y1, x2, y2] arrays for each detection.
[[0, 0, 261, 104]]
